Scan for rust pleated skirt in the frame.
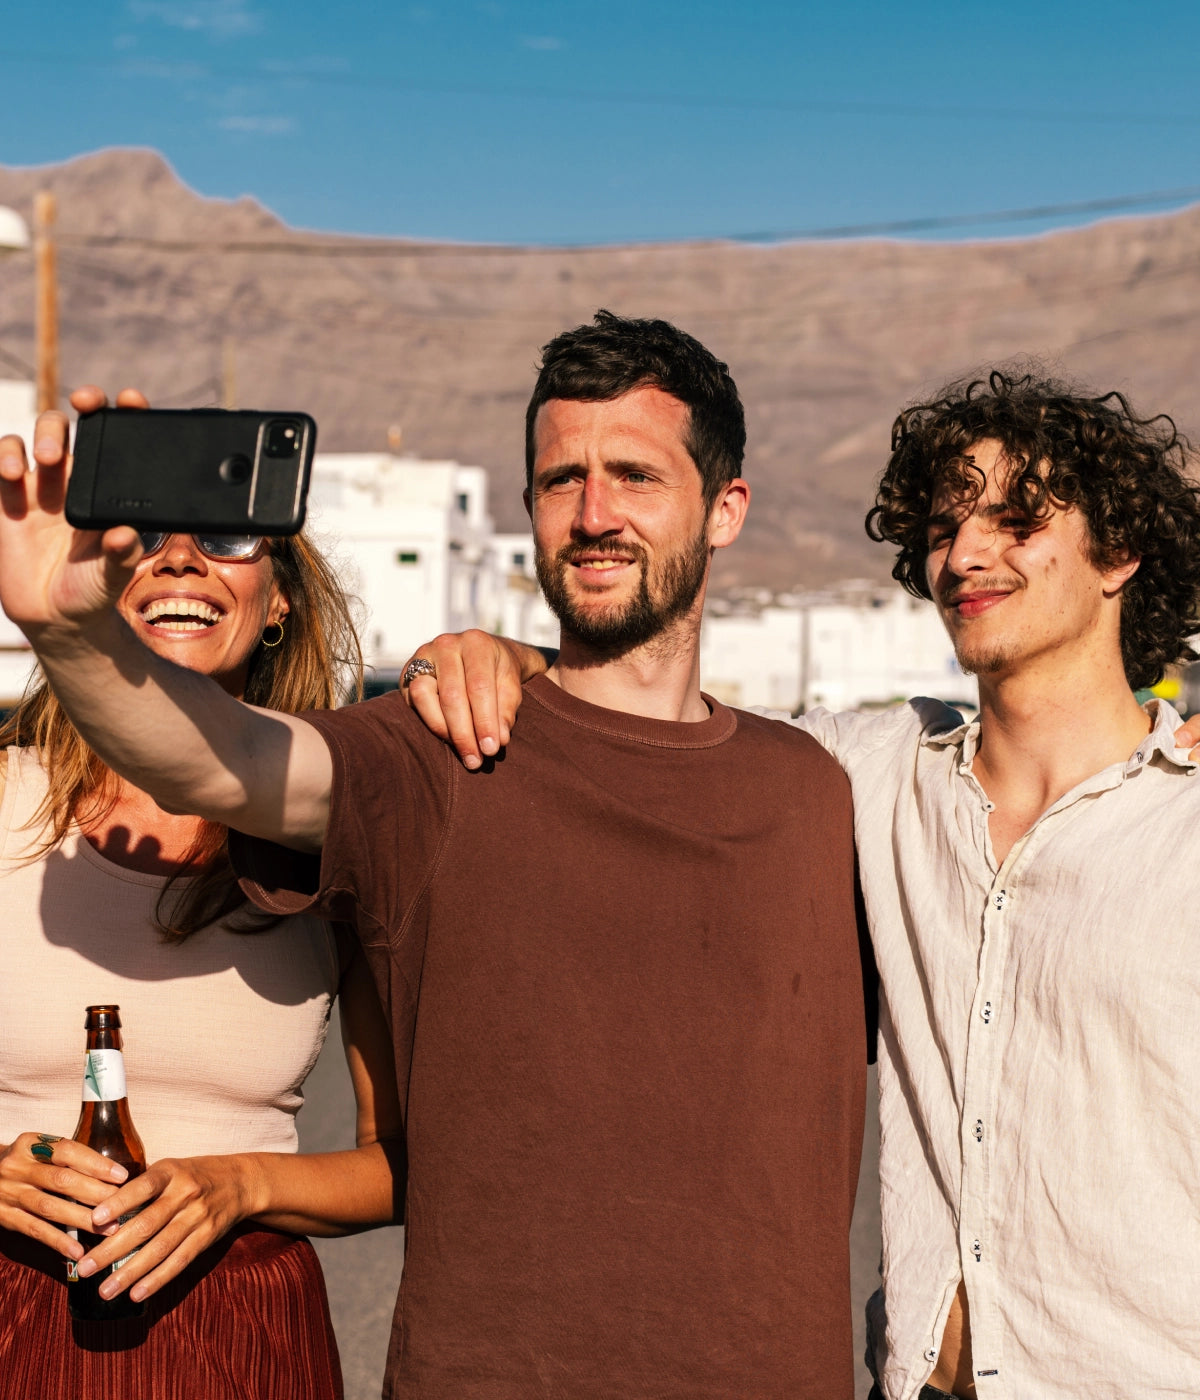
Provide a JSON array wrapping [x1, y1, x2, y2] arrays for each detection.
[[0, 1225, 343, 1399]]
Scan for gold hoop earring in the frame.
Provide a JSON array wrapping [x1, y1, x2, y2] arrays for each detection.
[[262, 620, 285, 648]]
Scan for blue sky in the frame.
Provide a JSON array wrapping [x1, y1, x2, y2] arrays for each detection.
[[3, 1, 1200, 244]]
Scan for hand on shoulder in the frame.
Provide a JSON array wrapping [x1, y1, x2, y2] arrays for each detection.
[[400, 631, 550, 770]]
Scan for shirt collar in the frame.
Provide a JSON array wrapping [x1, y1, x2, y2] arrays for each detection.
[[1130, 698, 1197, 774], [920, 708, 974, 752], [918, 696, 1197, 775]]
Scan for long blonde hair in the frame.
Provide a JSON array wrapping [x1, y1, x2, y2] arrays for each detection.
[[0, 530, 363, 939]]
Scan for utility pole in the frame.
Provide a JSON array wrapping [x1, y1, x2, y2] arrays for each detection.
[[34, 190, 58, 414]]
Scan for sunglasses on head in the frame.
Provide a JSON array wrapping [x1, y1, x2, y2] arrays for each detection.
[[138, 532, 267, 562]]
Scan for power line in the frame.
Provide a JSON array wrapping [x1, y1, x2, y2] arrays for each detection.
[[730, 187, 1200, 242], [29, 184, 1200, 255], [0, 345, 35, 380]]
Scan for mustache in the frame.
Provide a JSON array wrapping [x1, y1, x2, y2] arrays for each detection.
[[937, 575, 1023, 608], [553, 538, 647, 566]]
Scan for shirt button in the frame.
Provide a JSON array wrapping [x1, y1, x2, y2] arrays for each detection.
[[982, 1001, 993, 1023], [993, 889, 1007, 909], [926, 1348, 937, 1361], [974, 1119, 984, 1142]]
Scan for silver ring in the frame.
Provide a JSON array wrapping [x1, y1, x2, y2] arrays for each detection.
[[401, 657, 437, 687]]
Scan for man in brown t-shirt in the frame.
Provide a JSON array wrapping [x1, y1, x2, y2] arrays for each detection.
[[0, 312, 867, 1398]]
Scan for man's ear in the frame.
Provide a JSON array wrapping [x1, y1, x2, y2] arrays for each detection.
[[707, 478, 750, 551], [523, 487, 532, 522], [1102, 552, 1141, 596]]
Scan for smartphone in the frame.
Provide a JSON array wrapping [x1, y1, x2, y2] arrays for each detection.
[[65, 408, 317, 535]]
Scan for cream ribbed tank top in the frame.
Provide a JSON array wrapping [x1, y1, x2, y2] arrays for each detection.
[[0, 747, 340, 1160]]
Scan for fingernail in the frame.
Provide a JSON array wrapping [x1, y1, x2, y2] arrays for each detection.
[[33, 438, 59, 459], [98, 1279, 117, 1300], [76, 1259, 96, 1279], [92, 1206, 110, 1226], [0, 453, 23, 475], [109, 1164, 128, 1183], [130, 1284, 147, 1303], [480, 737, 498, 756], [464, 754, 481, 771]]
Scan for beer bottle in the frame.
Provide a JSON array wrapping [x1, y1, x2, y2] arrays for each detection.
[[65, 1005, 148, 1322]]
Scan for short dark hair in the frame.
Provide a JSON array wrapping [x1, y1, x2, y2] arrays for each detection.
[[525, 309, 746, 509], [865, 368, 1200, 690]]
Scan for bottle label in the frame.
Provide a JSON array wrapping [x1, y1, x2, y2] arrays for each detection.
[[64, 1214, 141, 1281], [81, 1049, 127, 1102], [114, 1213, 142, 1270]]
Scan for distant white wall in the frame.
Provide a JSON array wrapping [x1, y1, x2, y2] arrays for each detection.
[[490, 532, 558, 649], [701, 584, 976, 715], [307, 453, 552, 669], [0, 382, 37, 702], [0, 380, 35, 442]]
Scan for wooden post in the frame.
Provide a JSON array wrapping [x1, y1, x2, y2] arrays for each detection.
[[34, 191, 58, 414]]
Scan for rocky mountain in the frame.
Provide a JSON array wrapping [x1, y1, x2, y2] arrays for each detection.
[[1, 147, 1198, 594]]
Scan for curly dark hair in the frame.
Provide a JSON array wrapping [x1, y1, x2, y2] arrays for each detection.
[[865, 369, 1200, 690], [525, 309, 746, 510]]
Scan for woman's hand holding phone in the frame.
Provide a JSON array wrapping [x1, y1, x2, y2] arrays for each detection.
[[0, 386, 149, 641]]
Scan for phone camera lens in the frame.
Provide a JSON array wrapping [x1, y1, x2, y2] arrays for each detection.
[[265, 420, 301, 458]]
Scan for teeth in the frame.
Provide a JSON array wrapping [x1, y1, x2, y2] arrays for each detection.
[[141, 599, 222, 625], [579, 559, 627, 570]]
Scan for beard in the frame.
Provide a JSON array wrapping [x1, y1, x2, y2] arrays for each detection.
[[936, 573, 1024, 676], [951, 640, 1019, 677], [536, 529, 711, 656]]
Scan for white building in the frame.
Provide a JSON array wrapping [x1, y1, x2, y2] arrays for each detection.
[[307, 452, 495, 666], [306, 454, 556, 671], [701, 581, 975, 715], [489, 533, 559, 651], [0, 381, 37, 703]]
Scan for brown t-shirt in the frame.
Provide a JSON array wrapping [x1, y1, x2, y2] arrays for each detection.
[[234, 676, 866, 1400]]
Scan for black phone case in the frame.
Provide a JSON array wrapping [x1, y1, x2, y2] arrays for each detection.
[[66, 408, 316, 535]]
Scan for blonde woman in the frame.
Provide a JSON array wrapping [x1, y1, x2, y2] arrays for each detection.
[[0, 389, 401, 1400]]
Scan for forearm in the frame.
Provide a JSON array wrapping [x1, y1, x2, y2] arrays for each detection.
[[240, 1140, 403, 1236], [31, 610, 321, 845], [33, 610, 248, 809]]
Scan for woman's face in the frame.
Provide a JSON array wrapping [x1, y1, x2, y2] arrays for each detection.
[[117, 534, 289, 699]]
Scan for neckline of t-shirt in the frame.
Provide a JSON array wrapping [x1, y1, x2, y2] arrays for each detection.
[[524, 674, 738, 749], [6, 747, 186, 889], [70, 829, 196, 889]]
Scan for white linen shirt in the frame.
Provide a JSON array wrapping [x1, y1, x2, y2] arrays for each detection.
[[792, 698, 1200, 1400]]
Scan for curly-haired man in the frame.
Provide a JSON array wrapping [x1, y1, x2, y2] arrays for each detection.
[[412, 367, 1200, 1399], [842, 370, 1200, 1398]]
